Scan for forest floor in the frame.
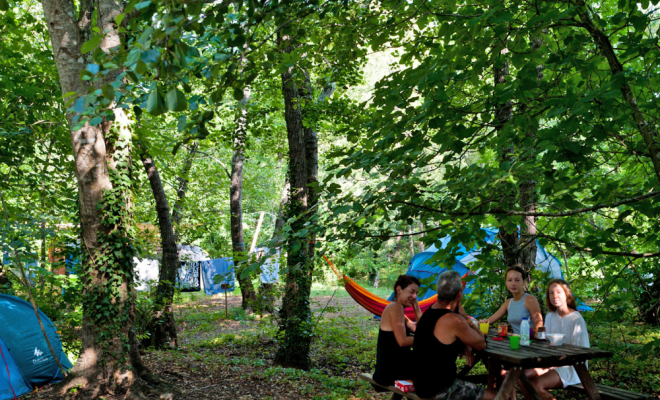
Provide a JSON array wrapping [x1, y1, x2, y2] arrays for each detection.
[[24, 284, 660, 399]]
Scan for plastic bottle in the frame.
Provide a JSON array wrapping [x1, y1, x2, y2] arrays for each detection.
[[520, 317, 530, 346]]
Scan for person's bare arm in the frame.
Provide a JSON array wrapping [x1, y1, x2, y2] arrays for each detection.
[[453, 314, 487, 350], [390, 303, 414, 347], [480, 299, 509, 325], [405, 315, 417, 332], [525, 295, 544, 334], [404, 300, 422, 331], [413, 299, 422, 324]]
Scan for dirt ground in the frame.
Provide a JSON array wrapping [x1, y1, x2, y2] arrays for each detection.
[[24, 293, 385, 400]]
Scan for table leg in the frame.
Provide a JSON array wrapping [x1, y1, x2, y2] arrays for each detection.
[[458, 353, 482, 379], [487, 358, 498, 391], [574, 362, 602, 400], [519, 373, 543, 400], [494, 367, 522, 400]]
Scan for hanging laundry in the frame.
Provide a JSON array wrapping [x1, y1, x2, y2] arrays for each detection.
[[254, 247, 281, 284], [176, 261, 201, 292], [200, 258, 235, 295], [134, 258, 159, 291]]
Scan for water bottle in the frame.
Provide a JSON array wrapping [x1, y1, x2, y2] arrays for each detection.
[[520, 318, 530, 346]]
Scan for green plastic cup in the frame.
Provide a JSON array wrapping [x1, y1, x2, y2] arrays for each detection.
[[510, 335, 520, 350]]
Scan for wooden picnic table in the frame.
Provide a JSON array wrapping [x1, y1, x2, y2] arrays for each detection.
[[465, 330, 613, 400]]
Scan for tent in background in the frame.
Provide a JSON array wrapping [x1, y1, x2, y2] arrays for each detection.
[[0, 294, 72, 400], [390, 228, 592, 312]]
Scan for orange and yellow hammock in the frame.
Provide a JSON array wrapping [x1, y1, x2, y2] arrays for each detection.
[[323, 256, 466, 322]]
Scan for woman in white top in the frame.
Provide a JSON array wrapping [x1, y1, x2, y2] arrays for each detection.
[[521, 279, 590, 400]]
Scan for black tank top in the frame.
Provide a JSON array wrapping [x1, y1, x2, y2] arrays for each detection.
[[372, 327, 413, 388], [412, 308, 464, 398]]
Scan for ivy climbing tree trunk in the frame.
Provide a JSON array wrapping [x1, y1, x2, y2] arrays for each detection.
[[40, 0, 153, 395], [230, 87, 258, 312], [275, 37, 315, 370], [139, 146, 178, 349]]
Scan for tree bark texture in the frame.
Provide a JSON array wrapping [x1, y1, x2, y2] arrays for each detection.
[[275, 40, 315, 369], [171, 142, 198, 242], [40, 0, 146, 394], [139, 148, 178, 349], [230, 87, 258, 311]]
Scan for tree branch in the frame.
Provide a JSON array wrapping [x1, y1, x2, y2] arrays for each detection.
[[393, 189, 660, 217], [536, 233, 660, 258]]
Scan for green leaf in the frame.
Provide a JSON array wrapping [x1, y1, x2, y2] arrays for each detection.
[[177, 115, 187, 132], [146, 87, 166, 116], [233, 87, 245, 101], [62, 91, 78, 100], [81, 34, 103, 54], [333, 205, 351, 215], [101, 84, 115, 100], [134, 1, 151, 10], [89, 116, 104, 126], [115, 13, 124, 26], [166, 88, 188, 112], [0, 0, 9, 11]]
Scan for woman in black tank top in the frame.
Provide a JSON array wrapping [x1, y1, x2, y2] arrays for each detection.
[[372, 275, 423, 389]]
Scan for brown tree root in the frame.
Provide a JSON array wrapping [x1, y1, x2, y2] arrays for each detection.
[[53, 371, 181, 399]]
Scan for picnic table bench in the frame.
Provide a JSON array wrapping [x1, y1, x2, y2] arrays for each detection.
[[360, 330, 655, 400]]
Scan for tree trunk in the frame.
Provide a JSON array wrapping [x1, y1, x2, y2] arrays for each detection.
[[408, 226, 415, 258], [139, 147, 178, 349], [40, 0, 148, 394], [171, 142, 198, 242], [0, 258, 10, 290], [230, 87, 258, 311], [275, 37, 314, 369], [417, 221, 425, 252], [517, 35, 544, 276], [493, 54, 519, 269], [40, 139, 55, 274], [518, 181, 537, 274]]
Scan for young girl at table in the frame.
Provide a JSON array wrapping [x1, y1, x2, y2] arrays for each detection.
[[480, 266, 543, 335], [521, 279, 590, 400], [372, 275, 423, 389]]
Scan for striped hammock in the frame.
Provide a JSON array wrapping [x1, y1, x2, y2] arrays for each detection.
[[323, 255, 467, 322]]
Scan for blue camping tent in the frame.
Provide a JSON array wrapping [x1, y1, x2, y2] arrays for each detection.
[[391, 228, 592, 312], [0, 294, 72, 400]]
